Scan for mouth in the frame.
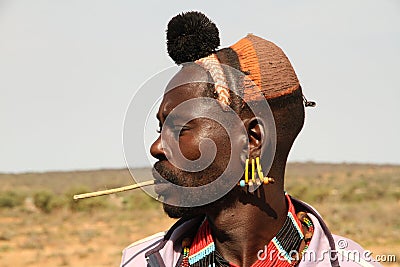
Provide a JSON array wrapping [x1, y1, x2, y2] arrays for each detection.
[[151, 167, 174, 196]]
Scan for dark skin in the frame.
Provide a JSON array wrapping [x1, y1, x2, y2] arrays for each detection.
[[150, 65, 296, 267]]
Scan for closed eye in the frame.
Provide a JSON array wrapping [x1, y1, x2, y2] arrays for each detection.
[[156, 124, 189, 135], [156, 122, 162, 134], [171, 125, 190, 137]]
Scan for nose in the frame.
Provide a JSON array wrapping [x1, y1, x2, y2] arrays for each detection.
[[150, 136, 166, 160]]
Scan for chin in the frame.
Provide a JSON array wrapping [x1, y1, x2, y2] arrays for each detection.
[[162, 203, 204, 219]]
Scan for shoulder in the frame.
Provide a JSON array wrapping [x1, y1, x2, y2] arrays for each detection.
[[125, 231, 166, 250], [120, 232, 165, 267], [120, 216, 204, 267], [332, 235, 383, 267], [290, 197, 383, 266]]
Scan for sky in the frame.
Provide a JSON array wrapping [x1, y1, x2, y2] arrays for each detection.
[[1, 0, 399, 173]]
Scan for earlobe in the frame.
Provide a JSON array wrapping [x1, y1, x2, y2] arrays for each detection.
[[247, 118, 264, 156]]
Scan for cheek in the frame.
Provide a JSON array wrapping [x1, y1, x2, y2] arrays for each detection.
[[213, 132, 232, 168], [177, 130, 221, 164], [172, 126, 233, 169], [201, 125, 232, 165], [177, 134, 202, 161]]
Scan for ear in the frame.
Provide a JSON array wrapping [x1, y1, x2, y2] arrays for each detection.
[[245, 117, 264, 157]]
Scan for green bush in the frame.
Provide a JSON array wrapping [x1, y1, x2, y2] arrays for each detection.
[[391, 189, 400, 201], [0, 191, 24, 208], [123, 192, 160, 210], [286, 182, 333, 203], [286, 184, 308, 200], [33, 190, 62, 213], [340, 179, 382, 203]]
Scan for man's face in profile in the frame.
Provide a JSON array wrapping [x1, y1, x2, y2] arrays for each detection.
[[150, 85, 230, 217], [149, 66, 245, 218]]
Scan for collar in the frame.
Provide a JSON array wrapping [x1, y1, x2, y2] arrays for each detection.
[[144, 196, 340, 267], [186, 193, 304, 267]]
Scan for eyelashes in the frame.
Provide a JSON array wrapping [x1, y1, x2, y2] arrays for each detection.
[[156, 122, 162, 133], [156, 124, 190, 136]]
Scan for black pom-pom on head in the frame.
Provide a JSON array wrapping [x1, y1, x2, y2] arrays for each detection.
[[167, 11, 220, 64]]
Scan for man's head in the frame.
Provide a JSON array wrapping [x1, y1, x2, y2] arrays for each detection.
[[151, 11, 308, 218], [150, 64, 247, 218]]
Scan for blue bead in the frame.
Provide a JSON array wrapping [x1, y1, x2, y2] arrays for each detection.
[[239, 180, 246, 187]]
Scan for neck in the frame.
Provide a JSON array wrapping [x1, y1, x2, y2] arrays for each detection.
[[206, 166, 287, 267]]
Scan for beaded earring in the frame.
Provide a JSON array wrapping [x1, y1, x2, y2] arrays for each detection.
[[239, 157, 275, 188]]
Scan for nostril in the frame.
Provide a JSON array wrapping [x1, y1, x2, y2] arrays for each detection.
[[157, 154, 167, 162], [150, 137, 166, 160]]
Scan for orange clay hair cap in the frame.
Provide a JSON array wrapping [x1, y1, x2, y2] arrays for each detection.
[[166, 11, 309, 103], [230, 34, 300, 100]]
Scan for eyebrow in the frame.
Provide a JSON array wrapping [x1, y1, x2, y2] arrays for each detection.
[[156, 112, 168, 122], [156, 112, 186, 124]]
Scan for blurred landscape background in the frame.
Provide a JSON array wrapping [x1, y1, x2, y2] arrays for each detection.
[[1, 1, 399, 267], [0, 162, 399, 266]]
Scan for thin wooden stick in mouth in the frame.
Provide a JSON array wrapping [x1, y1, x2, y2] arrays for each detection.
[[73, 180, 155, 200]]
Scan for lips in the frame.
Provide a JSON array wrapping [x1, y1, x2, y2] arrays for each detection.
[[152, 166, 174, 196]]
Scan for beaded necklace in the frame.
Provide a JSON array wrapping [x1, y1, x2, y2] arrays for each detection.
[[180, 194, 314, 267]]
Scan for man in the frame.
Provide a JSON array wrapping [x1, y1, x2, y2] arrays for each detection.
[[121, 11, 380, 267]]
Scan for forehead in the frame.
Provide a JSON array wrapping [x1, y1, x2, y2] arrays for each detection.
[[166, 63, 209, 92], [158, 65, 210, 119], [158, 83, 208, 120]]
